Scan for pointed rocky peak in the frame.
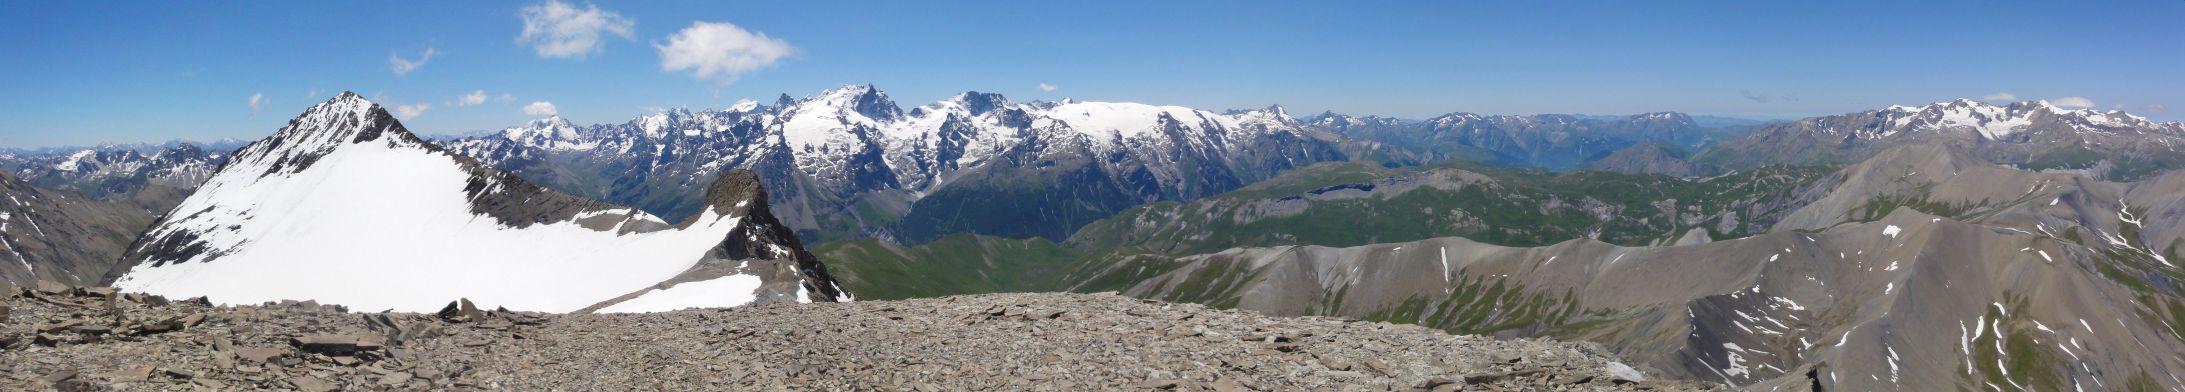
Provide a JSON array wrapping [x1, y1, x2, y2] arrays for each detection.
[[727, 99, 761, 113], [632, 108, 701, 138], [772, 93, 797, 110], [636, 168, 849, 306], [162, 143, 207, 157], [502, 115, 579, 141], [696, 168, 772, 218], [524, 115, 574, 129], [802, 84, 903, 122], [227, 91, 421, 176], [947, 91, 1009, 117]]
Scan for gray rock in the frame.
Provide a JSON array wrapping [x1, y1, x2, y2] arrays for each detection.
[[290, 333, 385, 356]]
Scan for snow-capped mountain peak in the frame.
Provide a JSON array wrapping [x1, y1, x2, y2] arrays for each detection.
[[727, 99, 761, 113], [114, 92, 847, 313], [230, 91, 420, 176], [503, 116, 577, 139]]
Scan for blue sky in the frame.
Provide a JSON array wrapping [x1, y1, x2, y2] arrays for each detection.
[[2, 1, 2180, 147]]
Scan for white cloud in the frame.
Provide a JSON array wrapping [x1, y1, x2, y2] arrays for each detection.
[[456, 90, 488, 106], [2146, 104, 2167, 113], [392, 103, 432, 119], [390, 47, 439, 76], [518, 0, 635, 59], [523, 101, 559, 117], [1979, 92, 2017, 101], [249, 93, 268, 116], [2051, 96, 2095, 108], [1038, 83, 1057, 92], [496, 93, 516, 102], [307, 88, 322, 100], [657, 21, 794, 85]]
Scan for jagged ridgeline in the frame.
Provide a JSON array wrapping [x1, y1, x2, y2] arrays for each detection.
[[108, 92, 846, 313], [1696, 99, 2185, 180], [443, 85, 1353, 245]]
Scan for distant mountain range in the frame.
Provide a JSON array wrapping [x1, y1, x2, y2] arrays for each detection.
[[434, 85, 1805, 246], [1695, 99, 2185, 180], [0, 143, 227, 210], [444, 85, 1352, 244]]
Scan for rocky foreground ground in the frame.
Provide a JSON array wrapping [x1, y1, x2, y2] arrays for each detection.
[[0, 288, 1712, 391]]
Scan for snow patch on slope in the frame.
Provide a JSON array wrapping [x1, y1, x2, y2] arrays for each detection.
[[596, 273, 765, 313]]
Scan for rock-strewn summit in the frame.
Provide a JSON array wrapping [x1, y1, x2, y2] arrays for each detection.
[[108, 92, 846, 313], [0, 288, 1702, 391]]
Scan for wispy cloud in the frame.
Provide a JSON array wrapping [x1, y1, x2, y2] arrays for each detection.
[[523, 101, 559, 117], [307, 87, 322, 100], [1740, 90, 1771, 103], [1038, 83, 1057, 92], [389, 46, 439, 76], [2051, 96, 2095, 108], [455, 90, 489, 107], [496, 93, 516, 102], [657, 21, 794, 85], [1980, 92, 2017, 101], [392, 103, 432, 119], [2146, 103, 2167, 113], [518, 0, 635, 59], [248, 93, 268, 116]]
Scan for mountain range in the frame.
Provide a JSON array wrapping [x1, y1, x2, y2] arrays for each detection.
[[444, 84, 1352, 245], [1694, 99, 2185, 180]]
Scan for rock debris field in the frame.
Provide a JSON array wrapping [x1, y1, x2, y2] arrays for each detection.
[[1, 288, 1713, 391]]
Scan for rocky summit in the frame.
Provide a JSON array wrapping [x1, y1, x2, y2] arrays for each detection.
[[0, 288, 1704, 391]]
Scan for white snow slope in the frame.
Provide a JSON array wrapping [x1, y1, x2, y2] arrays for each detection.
[[113, 94, 772, 313]]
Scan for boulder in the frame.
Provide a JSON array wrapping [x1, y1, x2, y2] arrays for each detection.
[[290, 333, 386, 356], [436, 298, 484, 323]]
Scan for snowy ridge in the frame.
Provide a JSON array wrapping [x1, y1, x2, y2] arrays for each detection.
[[114, 92, 846, 313], [439, 84, 1346, 244], [1836, 99, 2183, 141], [462, 84, 1312, 194]]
